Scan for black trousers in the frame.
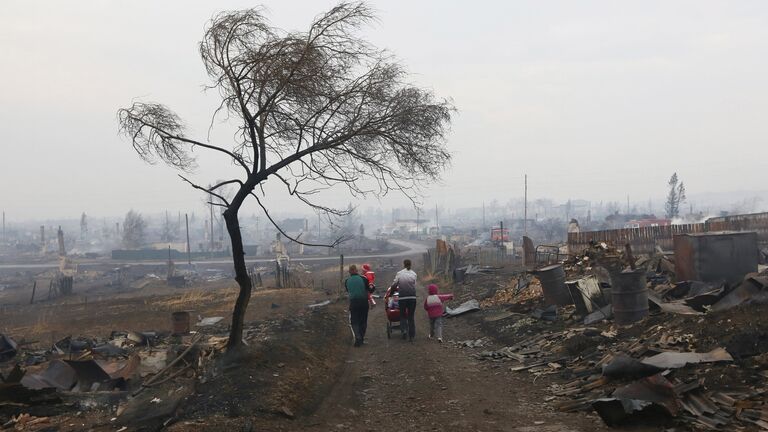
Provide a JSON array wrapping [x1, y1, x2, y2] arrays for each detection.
[[349, 299, 369, 343], [398, 298, 417, 338]]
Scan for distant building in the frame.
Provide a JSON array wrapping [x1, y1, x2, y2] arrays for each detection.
[[605, 212, 669, 229], [623, 218, 671, 229], [555, 199, 591, 220], [392, 219, 429, 234], [490, 226, 510, 242], [280, 218, 308, 232]]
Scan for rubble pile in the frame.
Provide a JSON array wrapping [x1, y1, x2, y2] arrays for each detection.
[[480, 277, 543, 307], [463, 237, 768, 429], [0, 316, 284, 430], [473, 315, 762, 429]]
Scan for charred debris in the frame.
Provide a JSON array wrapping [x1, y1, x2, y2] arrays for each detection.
[[445, 224, 768, 430]]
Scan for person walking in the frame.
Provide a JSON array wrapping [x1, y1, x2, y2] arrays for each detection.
[[345, 264, 373, 347], [423, 283, 454, 343], [390, 259, 417, 341]]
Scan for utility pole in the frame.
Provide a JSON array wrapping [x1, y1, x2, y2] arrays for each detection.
[[482, 202, 486, 232], [416, 207, 420, 236], [317, 214, 321, 238], [57, 226, 65, 257], [339, 254, 344, 299], [524, 174, 528, 237], [185, 213, 191, 265], [209, 192, 215, 253], [435, 204, 439, 235], [167, 245, 173, 278]]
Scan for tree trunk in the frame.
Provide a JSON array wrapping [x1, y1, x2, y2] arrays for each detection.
[[224, 206, 251, 350]]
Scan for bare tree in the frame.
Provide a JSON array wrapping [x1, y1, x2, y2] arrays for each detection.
[[122, 210, 146, 249], [160, 211, 177, 242], [80, 212, 88, 241], [538, 218, 566, 244], [117, 2, 453, 350], [665, 173, 686, 219]]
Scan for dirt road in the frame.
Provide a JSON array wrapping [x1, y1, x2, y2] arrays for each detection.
[[0, 239, 427, 270], [293, 283, 611, 432]]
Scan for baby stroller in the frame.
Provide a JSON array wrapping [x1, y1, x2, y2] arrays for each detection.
[[384, 287, 404, 339]]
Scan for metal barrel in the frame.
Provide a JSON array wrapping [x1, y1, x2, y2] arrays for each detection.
[[453, 268, 466, 284], [611, 269, 648, 325], [536, 264, 573, 306], [171, 311, 191, 335]]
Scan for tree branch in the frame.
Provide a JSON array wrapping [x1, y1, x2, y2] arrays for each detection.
[[179, 175, 231, 207], [210, 179, 244, 191], [250, 192, 347, 248]]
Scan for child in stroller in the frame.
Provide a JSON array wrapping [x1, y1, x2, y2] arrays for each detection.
[[383, 285, 401, 338]]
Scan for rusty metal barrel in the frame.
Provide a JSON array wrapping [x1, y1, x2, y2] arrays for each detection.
[[536, 264, 573, 306], [171, 311, 191, 335], [611, 269, 648, 325]]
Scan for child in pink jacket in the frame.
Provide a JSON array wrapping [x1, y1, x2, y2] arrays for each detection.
[[423, 284, 454, 342]]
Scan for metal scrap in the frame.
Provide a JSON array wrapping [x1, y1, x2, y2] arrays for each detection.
[[592, 374, 679, 426], [64, 359, 117, 391], [196, 317, 224, 326], [20, 360, 77, 391], [641, 347, 733, 369], [584, 304, 612, 325], [566, 276, 605, 315], [0, 333, 18, 362], [445, 299, 480, 317], [602, 355, 664, 380], [648, 295, 702, 315], [307, 300, 331, 309], [711, 276, 768, 312]]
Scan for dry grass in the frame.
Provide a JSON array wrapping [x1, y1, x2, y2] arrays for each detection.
[[0, 283, 329, 346], [144, 288, 237, 312], [28, 308, 53, 336]]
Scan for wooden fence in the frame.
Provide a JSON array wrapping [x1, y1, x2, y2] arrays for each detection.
[[423, 239, 460, 276], [707, 212, 768, 242], [463, 248, 519, 267], [567, 212, 768, 255]]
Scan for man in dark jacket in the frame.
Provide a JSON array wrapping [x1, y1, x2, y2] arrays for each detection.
[[345, 264, 373, 347]]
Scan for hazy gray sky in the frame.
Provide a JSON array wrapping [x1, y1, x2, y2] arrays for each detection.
[[1, 1, 767, 220]]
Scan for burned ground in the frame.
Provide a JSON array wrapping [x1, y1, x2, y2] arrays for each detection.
[[177, 305, 350, 425], [4, 246, 768, 431], [452, 249, 768, 431], [0, 258, 617, 431]]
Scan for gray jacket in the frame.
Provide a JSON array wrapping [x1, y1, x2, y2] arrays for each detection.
[[391, 268, 417, 300]]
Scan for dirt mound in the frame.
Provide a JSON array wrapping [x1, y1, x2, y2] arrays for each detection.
[[175, 304, 349, 426]]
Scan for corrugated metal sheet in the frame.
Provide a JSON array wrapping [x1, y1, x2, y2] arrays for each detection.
[[674, 231, 757, 285]]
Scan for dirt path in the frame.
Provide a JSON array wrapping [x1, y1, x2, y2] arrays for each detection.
[[293, 284, 611, 432]]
